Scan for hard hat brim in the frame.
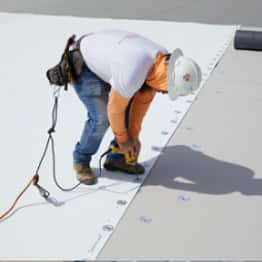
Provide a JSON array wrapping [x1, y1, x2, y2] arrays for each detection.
[[167, 48, 184, 101]]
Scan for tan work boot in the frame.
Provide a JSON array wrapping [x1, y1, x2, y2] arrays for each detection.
[[103, 159, 145, 175], [73, 163, 97, 185]]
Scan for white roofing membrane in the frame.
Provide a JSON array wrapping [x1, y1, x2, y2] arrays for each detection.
[[0, 12, 237, 260]]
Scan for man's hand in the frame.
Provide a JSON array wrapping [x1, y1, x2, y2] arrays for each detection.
[[130, 136, 141, 157], [118, 137, 141, 163], [119, 138, 137, 160]]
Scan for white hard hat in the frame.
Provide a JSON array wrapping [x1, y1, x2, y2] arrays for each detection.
[[167, 49, 202, 100]]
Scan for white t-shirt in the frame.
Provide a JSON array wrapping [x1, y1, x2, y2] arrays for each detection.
[[80, 30, 168, 97]]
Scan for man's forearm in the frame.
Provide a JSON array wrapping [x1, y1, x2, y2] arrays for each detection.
[[107, 88, 130, 144], [128, 88, 156, 137]]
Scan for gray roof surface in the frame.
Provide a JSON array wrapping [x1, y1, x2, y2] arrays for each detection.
[[99, 36, 262, 261], [1, 0, 261, 260]]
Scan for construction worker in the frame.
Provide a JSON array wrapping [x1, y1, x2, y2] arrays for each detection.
[[46, 30, 202, 185]]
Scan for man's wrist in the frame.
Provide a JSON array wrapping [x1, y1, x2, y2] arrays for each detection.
[[128, 129, 140, 139], [115, 132, 129, 144]]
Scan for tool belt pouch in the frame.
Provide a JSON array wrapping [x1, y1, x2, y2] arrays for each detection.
[[46, 35, 87, 86], [69, 35, 87, 78]]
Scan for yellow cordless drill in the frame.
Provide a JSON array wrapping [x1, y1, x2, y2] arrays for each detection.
[[110, 144, 138, 165]]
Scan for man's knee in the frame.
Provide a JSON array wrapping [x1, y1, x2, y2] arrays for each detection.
[[95, 117, 109, 134]]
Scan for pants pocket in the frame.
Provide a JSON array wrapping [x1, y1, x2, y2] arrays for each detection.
[[73, 67, 108, 97]]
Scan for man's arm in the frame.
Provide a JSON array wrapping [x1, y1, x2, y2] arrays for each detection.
[[107, 86, 155, 158], [128, 87, 156, 138], [107, 88, 130, 144]]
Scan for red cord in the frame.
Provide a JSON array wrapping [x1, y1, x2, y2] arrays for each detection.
[[0, 175, 38, 221]]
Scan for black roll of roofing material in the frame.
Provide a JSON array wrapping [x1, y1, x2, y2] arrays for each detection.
[[234, 30, 262, 51]]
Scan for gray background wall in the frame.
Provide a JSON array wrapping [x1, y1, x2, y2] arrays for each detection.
[[0, 0, 262, 27]]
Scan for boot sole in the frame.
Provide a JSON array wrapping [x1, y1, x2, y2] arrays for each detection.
[[103, 163, 145, 175], [77, 176, 97, 185]]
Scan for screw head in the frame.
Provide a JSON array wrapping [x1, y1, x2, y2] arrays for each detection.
[[139, 216, 152, 224], [102, 224, 114, 232], [117, 200, 127, 206]]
